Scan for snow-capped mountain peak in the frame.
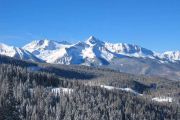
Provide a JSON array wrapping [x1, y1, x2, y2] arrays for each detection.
[[0, 43, 16, 57], [24, 39, 61, 52], [23, 39, 71, 53], [0, 43, 43, 62], [23, 39, 72, 63], [37, 39, 49, 45], [86, 36, 104, 46]]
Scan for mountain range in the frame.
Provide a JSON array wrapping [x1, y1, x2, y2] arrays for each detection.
[[1, 36, 180, 80], [22, 36, 180, 64]]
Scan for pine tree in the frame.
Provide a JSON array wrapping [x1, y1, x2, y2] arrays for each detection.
[[1, 78, 22, 120]]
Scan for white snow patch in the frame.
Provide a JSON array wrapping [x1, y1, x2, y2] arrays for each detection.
[[101, 48, 114, 61], [100, 85, 115, 90], [82, 47, 95, 59], [100, 85, 143, 96], [152, 97, 173, 103], [52, 87, 73, 95]]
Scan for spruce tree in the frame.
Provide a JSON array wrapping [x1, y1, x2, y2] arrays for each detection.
[[1, 78, 22, 120]]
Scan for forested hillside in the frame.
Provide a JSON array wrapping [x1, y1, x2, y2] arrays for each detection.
[[0, 55, 179, 120]]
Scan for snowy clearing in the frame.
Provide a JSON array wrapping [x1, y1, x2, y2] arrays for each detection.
[[52, 87, 73, 95], [152, 97, 173, 103], [100, 85, 143, 96]]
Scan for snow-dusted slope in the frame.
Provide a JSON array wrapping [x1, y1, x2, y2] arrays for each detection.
[[0, 43, 43, 62]]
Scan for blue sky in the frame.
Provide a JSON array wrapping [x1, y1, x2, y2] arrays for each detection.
[[0, 0, 179, 52]]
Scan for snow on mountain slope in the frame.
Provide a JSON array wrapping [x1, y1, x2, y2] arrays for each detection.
[[0, 43, 43, 62], [105, 43, 155, 59], [23, 39, 70, 52], [54, 41, 87, 64], [23, 39, 72, 63], [84, 36, 114, 65], [23, 36, 180, 65], [160, 51, 180, 62], [23, 37, 114, 65]]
